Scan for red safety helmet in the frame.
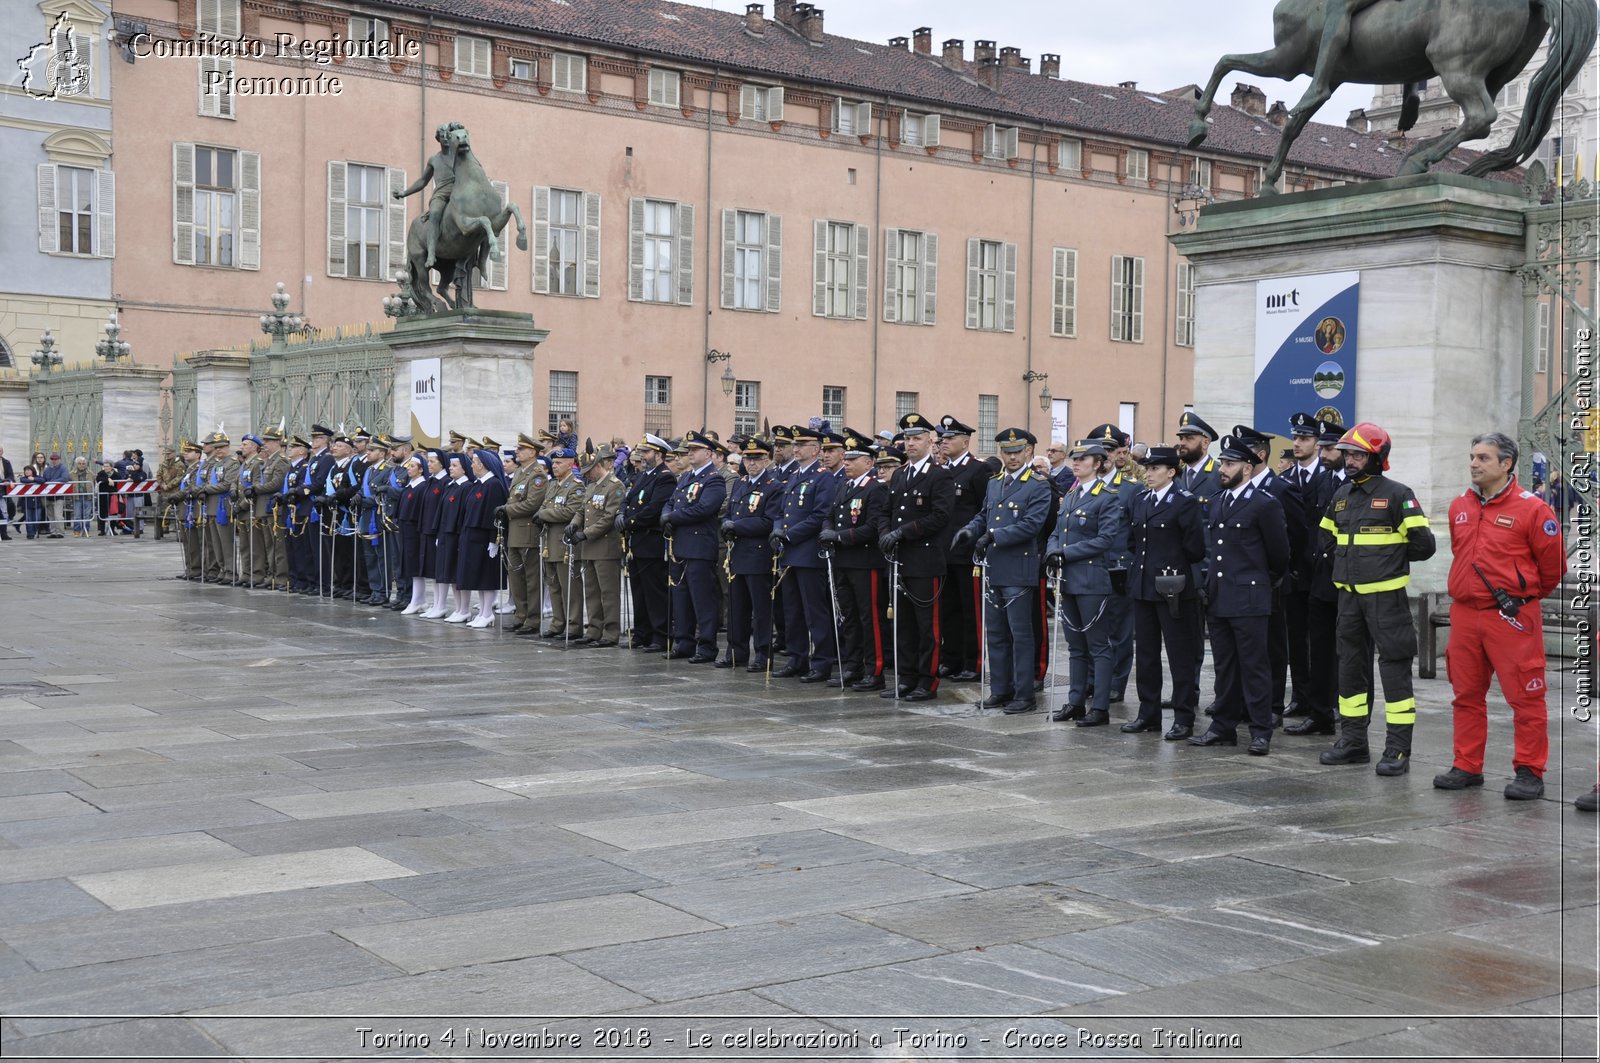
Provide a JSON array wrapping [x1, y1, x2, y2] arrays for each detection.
[[1334, 422, 1391, 471]]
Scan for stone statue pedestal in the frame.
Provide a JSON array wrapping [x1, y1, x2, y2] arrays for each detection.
[[97, 363, 166, 459], [0, 376, 28, 457], [1171, 173, 1530, 593], [382, 309, 546, 448], [187, 349, 254, 442]]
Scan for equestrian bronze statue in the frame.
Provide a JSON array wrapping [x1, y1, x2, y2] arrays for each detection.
[[1188, 0, 1596, 194], [394, 122, 527, 310]]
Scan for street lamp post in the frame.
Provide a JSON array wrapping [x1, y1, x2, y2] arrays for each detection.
[[705, 348, 734, 427], [259, 282, 307, 343], [31, 331, 62, 373], [95, 312, 131, 364], [1022, 369, 1051, 418]]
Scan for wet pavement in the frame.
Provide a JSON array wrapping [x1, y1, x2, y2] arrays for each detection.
[[0, 537, 1595, 1061]]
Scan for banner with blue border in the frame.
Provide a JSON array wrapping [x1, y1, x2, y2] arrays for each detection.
[[1254, 271, 1359, 431]]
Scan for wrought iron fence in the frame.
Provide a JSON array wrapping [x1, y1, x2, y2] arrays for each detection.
[[30, 368, 103, 461], [250, 322, 395, 436]]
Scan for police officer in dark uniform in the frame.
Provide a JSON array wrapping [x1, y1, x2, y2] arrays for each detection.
[[772, 425, 842, 681], [768, 424, 797, 655], [1281, 412, 1331, 719], [878, 413, 954, 702], [1085, 423, 1140, 706], [1045, 438, 1127, 725], [282, 435, 315, 593], [1126, 446, 1206, 738], [820, 428, 889, 690], [1190, 433, 1290, 755], [306, 425, 336, 593], [720, 437, 782, 671], [1285, 420, 1346, 737], [661, 431, 726, 663], [954, 428, 1053, 714], [621, 434, 676, 652], [1233, 423, 1303, 725], [938, 415, 990, 683]]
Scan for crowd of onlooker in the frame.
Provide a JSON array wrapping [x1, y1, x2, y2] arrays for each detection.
[[0, 446, 153, 541]]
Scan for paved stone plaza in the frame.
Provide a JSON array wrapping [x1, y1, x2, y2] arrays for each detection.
[[0, 539, 1595, 1061]]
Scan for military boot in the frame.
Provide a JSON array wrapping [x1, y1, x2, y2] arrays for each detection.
[[1319, 715, 1371, 765], [1375, 723, 1412, 777]]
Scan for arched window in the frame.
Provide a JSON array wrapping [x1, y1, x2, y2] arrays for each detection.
[[0, 336, 13, 368]]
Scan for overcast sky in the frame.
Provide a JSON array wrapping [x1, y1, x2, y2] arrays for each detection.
[[680, 0, 1375, 121]]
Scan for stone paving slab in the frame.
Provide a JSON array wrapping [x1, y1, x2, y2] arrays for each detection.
[[253, 780, 527, 820], [599, 829, 902, 885], [0, 831, 246, 885], [559, 804, 830, 850], [70, 845, 418, 910], [641, 859, 974, 926]]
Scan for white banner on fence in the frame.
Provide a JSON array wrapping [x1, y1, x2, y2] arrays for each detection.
[[408, 357, 441, 448]]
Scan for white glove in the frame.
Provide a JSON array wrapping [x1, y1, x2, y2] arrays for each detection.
[[488, 542, 499, 559]]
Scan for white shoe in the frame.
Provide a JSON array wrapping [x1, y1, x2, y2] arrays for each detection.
[[401, 602, 425, 615], [494, 602, 516, 614], [468, 613, 494, 628], [422, 606, 449, 619], [443, 611, 470, 623]]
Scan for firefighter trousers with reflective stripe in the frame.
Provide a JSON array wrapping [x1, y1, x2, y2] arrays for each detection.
[[1336, 588, 1418, 729], [1446, 603, 1549, 776]]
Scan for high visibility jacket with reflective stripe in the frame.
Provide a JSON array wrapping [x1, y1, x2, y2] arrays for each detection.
[[1320, 473, 1436, 594]]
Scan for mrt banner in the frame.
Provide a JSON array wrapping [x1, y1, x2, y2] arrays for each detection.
[[1254, 270, 1359, 431], [409, 356, 441, 448]]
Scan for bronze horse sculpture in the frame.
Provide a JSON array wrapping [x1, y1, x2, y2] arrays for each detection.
[[399, 124, 527, 310], [1188, 0, 1595, 193]]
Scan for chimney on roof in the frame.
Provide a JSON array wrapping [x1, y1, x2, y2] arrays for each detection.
[[1039, 53, 1060, 78], [745, 3, 765, 34], [912, 26, 932, 54], [799, 5, 824, 42], [1230, 82, 1267, 116], [1118, 80, 1137, 89], [1346, 107, 1369, 133], [979, 55, 1001, 90], [973, 40, 995, 63], [1267, 100, 1289, 128], [942, 38, 964, 68], [1000, 46, 1025, 69], [888, 35, 908, 49], [774, 0, 796, 27]]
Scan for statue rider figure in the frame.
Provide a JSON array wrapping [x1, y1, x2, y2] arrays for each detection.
[[393, 122, 465, 270]]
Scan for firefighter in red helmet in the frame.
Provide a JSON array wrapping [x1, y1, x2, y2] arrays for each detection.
[[1318, 423, 1437, 775]]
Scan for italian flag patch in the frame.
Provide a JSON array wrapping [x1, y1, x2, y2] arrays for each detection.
[[1403, 498, 1420, 511]]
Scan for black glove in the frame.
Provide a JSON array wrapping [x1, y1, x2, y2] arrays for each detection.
[[768, 532, 787, 552], [1045, 548, 1065, 572], [613, 512, 625, 534], [818, 527, 839, 544], [951, 527, 975, 551], [720, 520, 737, 541], [493, 505, 507, 522], [564, 526, 585, 545], [661, 520, 674, 539], [878, 528, 903, 554], [973, 531, 994, 560]]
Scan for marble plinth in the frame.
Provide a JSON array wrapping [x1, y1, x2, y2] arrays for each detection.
[[97, 364, 165, 460], [0, 377, 28, 459], [186, 350, 252, 442], [383, 310, 546, 448], [1171, 174, 1532, 594]]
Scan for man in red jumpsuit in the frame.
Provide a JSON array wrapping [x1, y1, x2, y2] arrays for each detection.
[[1434, 432, 1567, 800]]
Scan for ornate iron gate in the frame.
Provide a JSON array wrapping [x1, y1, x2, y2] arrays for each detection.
[[30, 368, 103, 461], [158, 360, 198, 450], [251, 323, 395, 435]]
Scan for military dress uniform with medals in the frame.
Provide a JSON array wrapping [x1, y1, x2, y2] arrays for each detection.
[[501, 435, 549, 633], [1285, 421, 1346, 735], [956, 428, 1053, 713], [568, 444, 628, 645], [536, 455, 585, 638], [821, 430, 889, 689], [233, 437, 263, 586], [257, 430, 291, 589], [176, 441, 204, 579], [1125, 447, 1206, 738], [1086, 423, 1141, 704], [774, 427, 843, 682], [878, 413, 955, 701], [661, 432, 728, 662], [620, 435, 676, 651], [938, 416, 992, 682], [721, 439, 783, 669], [202, 432, 239, 584], [1281, 413, 1330, 719], [1192, 434, 1290, 754], [1044, 439, 1127, 724], [1176, 412, 1223, 676]]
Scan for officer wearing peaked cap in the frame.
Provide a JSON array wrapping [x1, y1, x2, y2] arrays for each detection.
[[1281, 412, 1330, 719], [1231, 423, 1301, 724], [1045, 438, 1127, 725], [772, 424, 843, 682], [621, 434, 676, 651], [879, 412, 956, 701], [1126, 446, 1207, 738], [1284, 418, 1348, 736], [820, 428, 890, 690], [1085, 423, 1140, 706], [938, 414, 990, 684], [567, 441, 628, 646], [662, 430, 727, 662], [1190, 433, 1290, 756], [1175, 412, 1222, 500], [534, 445, 585, 638], [719, 436, 783, 670], [498, 432, 549, 633], [954, 428, 1053, 714]]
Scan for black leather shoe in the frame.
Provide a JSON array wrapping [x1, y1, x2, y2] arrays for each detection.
[[798, 670, 833, 683], [979, 693, 1016, 709], [714, 655, 735, 669], [1163, 724, 1194, 741], [1248, 736, 1271, 756], [592, 639, 619, 648], [880, 686, 915, 699], [1284, 717, 1336, 736], [937, 664, 956, 678], [1050, 704, 1086, 723], [638, 642, 666, 654], [852, 677, 885, 692], [1001, 699, 1038, 715], [904, 688, 937, 702], [746, 655, 768, 673], [668, 648, 695, 660], [687, 653, 717, 664], [1120, 718, 1161, 733], [1188, 729, 1238, 747], [1319, 738, 1370, 765], [1076, 709, 1110, 727], [774, 663, 803, 678], [841, 671, 864, 687], [1282, 701, 1310, 718], [1203, 701, 1218, 717], [1108, 692, 1125, 704], [951, 670, 979, 682]]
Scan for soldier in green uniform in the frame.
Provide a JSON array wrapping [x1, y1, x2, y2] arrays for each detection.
[[256, 427, 291, 590], [502, 433, 549, 635], [567, 441, 628, 646], [536, 447, 584, 640], [175, 439, 203, 579], [202, 432, 240, 584], [234, 433, 264, 587], [155, 446, 184, 541]]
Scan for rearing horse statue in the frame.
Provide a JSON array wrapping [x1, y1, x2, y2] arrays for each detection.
[[397, 124, 527, 310], [1188, 0, 1595, 193]]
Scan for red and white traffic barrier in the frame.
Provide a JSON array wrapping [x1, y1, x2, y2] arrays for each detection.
[[114, 480, 158, 493], [3, 483, 73, 497]]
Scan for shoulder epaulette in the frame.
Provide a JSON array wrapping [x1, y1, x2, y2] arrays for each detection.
[[992, 471, 1004, 480], [1176, 488, 1193, 498], [1090, 481, 1104, 496], [1020, 470, 1032, 481], [1203, 458, 1216, 472]]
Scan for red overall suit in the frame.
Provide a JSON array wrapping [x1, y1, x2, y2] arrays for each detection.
[[1446, 478, 1567, 776]]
